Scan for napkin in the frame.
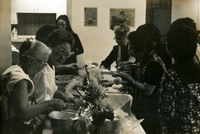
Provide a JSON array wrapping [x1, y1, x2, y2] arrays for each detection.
[[105, 92, 133, 114], [105, 87, 123, 93]]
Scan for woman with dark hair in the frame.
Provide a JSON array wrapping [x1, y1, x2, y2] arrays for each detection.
[[158, 20, 200, 134], [55, 15, 84, 64], [33, 29, 75, 104], [113, 31, 166, 134], [136, 23, 171, 69], [35, 25, 79, 75]]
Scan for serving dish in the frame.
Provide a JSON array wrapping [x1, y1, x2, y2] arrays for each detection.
[[48, 111, 78, 133]]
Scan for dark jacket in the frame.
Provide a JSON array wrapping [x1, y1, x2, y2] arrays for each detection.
[[100, 45, 129, 69]]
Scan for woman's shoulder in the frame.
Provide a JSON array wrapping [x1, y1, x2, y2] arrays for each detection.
[[3, 65, 26, 78], [72, 32, 78, 37], [113, 45, 119, 49], [148, 51, 167, 69], [149, 51, 164, 62], [2, 65, 34, 95]]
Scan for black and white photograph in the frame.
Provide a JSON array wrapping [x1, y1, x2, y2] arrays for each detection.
[[0, 0, 200, 134]]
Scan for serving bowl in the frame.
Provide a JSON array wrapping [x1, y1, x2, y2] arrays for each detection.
[[117, 63, 137, 75], [49, 111, 78, 133]]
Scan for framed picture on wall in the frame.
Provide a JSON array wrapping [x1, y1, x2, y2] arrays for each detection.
[[84, 7, 97, 26], [110, 8, 135, 29]]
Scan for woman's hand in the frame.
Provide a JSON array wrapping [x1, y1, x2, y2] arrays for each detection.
[[66, 63, 79, 70], [100, 65, 105, 69], [50, 99, 66, 111], [112, 72, 134, 83], [62, 95, 74, 103], [70, 51, 75, 56]]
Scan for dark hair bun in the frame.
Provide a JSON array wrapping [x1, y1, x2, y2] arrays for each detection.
[[19, 40, 32, 56], [36, 25, 55, 43]]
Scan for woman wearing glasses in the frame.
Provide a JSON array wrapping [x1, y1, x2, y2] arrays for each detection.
[[33, 29, 75, 104], [100, 23, 130, 70], [1, 40, 66, 134], [55, 15, 84, 64]]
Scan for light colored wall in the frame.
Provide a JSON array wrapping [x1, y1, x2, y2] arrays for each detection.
[[172, 0, 200, 30], [0, 0, 12, 75], [71, 0, 146, 65]]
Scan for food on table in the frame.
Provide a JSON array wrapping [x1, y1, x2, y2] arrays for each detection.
[[112, 84, 123, 89], [113, 77, 122, 85]]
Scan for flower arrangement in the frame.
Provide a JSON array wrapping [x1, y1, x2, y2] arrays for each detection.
[[56, 59, 142, 134], [67, 64, 114, 124], [110, 10, 131, 30]]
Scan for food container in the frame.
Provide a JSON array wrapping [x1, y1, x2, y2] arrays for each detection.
[[49, 111, 78, 133], [117, 63, 137, 75], [100, 119, 119, 134]]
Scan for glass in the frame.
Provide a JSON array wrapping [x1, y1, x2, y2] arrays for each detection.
[[57, 23, 66, 27], [34, 58, 47, 68], [128, 48, 134, 52], [113, 35, 126, 40], [164, 39, 168, 46], [55, 46, 71, 58]]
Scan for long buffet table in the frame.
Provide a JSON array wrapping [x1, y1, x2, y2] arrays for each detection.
[[42, 91, 146, 134], [43, 68, 146, 134], [43, 114, 145, 134]]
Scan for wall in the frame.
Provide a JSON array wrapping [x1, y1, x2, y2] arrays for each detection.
[[71, 0, 146, 65], [0, 0, 12, 75], [172, 0, 200, 30]]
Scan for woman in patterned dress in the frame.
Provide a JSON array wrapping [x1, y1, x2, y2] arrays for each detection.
[[113, 31, 166, 134], [158, 19, 200, 134]]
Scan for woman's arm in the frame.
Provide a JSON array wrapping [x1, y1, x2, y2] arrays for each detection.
[[12, 80, 65, 120], [55, 64, 79, 75], [100, 46, 118, 69], [113, 72, 155, 95]]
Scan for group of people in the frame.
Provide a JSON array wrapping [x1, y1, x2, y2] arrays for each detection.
[[102, 17, 200, 134], [0, 15, 83, 134], [0, 14, 200, 134]]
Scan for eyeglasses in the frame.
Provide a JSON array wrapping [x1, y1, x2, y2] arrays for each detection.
[[164, 39, 168, 46], [128, 48, 134, 52], [57, 23, 66, 27], [34, 58, 48, 68], [113, 36, 126, 40], [55, 46, 71, 58]]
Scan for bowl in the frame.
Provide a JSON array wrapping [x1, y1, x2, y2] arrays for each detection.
[[117, 63, 137, 75], [49, 111, 78, 133], [100, 119, 119, 134]]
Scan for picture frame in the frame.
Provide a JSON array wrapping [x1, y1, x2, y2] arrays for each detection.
[[84, 7, 97, 26], [110, 8, 135, 29]]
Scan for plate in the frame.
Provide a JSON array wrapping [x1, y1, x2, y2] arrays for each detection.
[[105, 87, 123, 93]]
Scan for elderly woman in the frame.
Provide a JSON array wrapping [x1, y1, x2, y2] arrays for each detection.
[[158, 19, 200, 134], [1, 40, 66, 134], [113, 31, 166, 134], [100, 23, 130, 70]]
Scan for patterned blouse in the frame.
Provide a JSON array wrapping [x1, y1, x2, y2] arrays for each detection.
[[129, 51, 166, 133], [158, 69, 200, 134]]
